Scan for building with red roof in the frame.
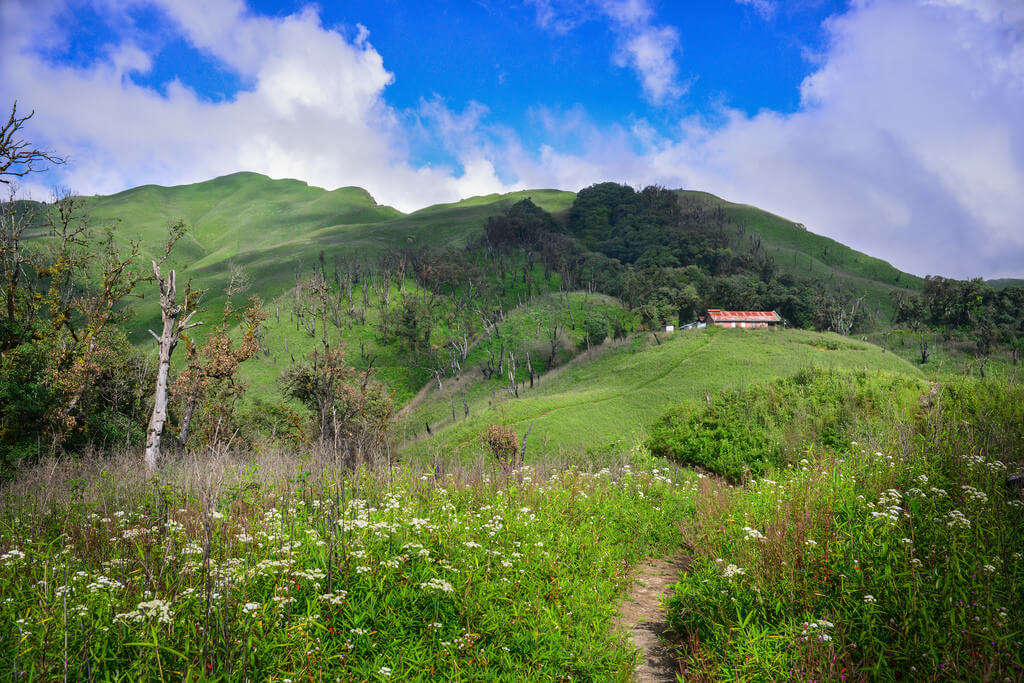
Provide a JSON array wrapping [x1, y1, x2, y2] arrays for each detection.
[[704, 309, 782, 328]]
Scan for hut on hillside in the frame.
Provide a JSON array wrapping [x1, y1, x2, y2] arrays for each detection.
[[704, 309, 782, 328]]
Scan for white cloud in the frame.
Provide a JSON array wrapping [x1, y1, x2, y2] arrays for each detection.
[[0, 0, 513, 211], [735, 0, 778, 20], [521, 0, 1024, 278], [527, 0, 684, 104], [2, 0, 1023, 277]]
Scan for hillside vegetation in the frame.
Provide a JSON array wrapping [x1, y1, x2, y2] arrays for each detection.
[[404, 327, 921, 461]]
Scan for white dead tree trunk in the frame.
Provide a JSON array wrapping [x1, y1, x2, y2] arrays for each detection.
[[144, 261, 201, 470]]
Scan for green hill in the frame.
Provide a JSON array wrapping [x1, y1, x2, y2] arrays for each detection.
[[987, 278, 1024, 290], [402, 327, 922, 461], [42, 173, 921, 316], [19, 172, 932, 411], [677, 190, 922, 320]]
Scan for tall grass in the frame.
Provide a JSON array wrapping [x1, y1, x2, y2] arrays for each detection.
[[0, 447, 697, 680], [665, 377, 1024, 679]]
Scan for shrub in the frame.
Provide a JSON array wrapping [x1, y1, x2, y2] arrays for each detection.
[[580, 314, 608, 350], [482, 424, 519, 462], [664, 376, 1024, 680], [646, 368, 922, 482]]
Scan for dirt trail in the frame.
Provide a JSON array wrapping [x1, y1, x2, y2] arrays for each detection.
[[614, 555, 689, 682]]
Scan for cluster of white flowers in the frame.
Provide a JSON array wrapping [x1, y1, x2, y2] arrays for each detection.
[[800, 618, 835, 643], [319, 591, 347, 605], [960, 485, 988, 505], [805, 539, 818, 548], [869, 489, 904, 524], [420, 578, 455, 593], [115, 599, 173, 624], [241, 602, 261, 616], [863, 594, 877, 604], [1, 549, 26, 565], [722, 564, 745, 579], [945, 509, 971, 529], [742, 526, 765, 541], [85, 575, 123, 594]]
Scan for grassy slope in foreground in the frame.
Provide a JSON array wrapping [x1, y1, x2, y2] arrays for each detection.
[[405, 327, 922, 461]]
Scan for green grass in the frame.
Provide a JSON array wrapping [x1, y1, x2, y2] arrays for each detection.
[[664, 376, 1024, 679], [404, 327, 922, 461], [0, 452, 697, 680], [647, 368, 925, 481], [864, 327, 1024, 383], [396, 291, 632, 439]]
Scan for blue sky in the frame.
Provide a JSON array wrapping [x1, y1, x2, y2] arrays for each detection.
[[2, 0, 1023, 277]]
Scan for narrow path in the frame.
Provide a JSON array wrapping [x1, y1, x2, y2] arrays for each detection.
[[614, 555, 689, 682]]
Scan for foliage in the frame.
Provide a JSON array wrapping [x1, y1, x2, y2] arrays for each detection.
[[481, 424, 518, 462], [580, 313, 608, 350], [0, 455, 695, 680], [170, 298, 267, 448], [665, 377, 1024, 680], [280, 342, 393, 461], [646, 368, 922, 482], [0, 188, 155, 467]]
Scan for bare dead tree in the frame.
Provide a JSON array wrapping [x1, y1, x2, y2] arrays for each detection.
[[145, 262, 202, 469], [0, 102, 66, 184], [507, 350, 518, 398], [0, 184, 36, 328], [825, 295, 864, 336], [546, 322, 562, 370]]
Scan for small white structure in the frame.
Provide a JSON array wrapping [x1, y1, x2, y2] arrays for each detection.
[[663, 324, 675, 333]]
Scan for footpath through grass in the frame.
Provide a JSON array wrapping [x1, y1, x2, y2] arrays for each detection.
[[0, 451, 698, 680]]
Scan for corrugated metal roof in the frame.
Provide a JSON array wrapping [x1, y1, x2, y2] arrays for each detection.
[[706, 309, 782, 322]]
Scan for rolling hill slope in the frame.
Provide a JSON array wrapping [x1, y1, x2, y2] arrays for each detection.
[[45, 173, 922, 317], [20, 172, 933, 410], [401, 327, 923, 461], [678, 190, 922, 320]]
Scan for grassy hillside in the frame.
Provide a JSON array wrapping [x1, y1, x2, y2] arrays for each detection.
[[33, 174, 573, 342], [395, 291, 631, 437], [988, 278, 1024, 290], [24, 174, 922, 338], [403, 327, 922, 461]]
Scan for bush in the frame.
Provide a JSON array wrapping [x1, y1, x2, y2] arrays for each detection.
[[664, 376, 1024, 680], [481, 424, 519, 462], [580, 314, 608, 350], [646, 368, 922, 482]]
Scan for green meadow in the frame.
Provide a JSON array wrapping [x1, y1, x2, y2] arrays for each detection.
[[405, 327, 921, 461]]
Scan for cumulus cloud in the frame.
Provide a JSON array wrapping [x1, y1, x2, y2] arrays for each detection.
[[527, 0, 684, 104], [0, 0, 515, 210], [2, 0, 1022, 277], [525, 0, 1024, 278]]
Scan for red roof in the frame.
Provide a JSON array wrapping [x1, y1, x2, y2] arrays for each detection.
[[706, 309, 781, 323]]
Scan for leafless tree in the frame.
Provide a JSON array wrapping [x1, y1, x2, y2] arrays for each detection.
[[546, 322, 562, 370], [145, 261, 202, 469], [919, 333, 931, 365], [0, 102, 66, 184]]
